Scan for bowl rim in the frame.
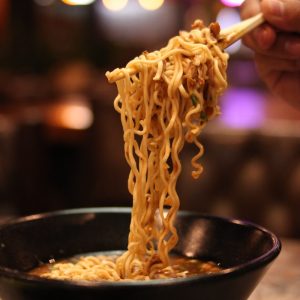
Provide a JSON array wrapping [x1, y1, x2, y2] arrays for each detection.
[[0, 207, 281, 288]]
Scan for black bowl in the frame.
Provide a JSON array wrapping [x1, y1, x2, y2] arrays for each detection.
[[0, 207, 280, 300]]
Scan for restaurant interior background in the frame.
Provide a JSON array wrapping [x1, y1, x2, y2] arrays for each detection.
[[0, 0, 300, 238]]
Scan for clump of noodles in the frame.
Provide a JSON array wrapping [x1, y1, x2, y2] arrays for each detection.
[[41, 255, 221, 281], [42, 20, 229, 281], [42, 256, 122, 281]]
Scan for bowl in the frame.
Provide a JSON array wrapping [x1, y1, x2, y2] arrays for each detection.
[[0, 207, 281, 300]]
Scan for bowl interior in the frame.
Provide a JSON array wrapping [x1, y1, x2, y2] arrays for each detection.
[[0, 207, 280, 275]]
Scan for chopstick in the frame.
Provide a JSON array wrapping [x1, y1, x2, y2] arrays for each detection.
[[219, 13, 265, 49], [106, 13, 265, 83]]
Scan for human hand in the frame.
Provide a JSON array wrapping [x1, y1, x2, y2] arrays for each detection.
[[240, 0, 300, 108]]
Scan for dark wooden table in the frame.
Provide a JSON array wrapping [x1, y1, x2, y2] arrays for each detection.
[[249, 239, 300, 300]]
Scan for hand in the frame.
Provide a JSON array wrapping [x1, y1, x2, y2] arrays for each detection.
[[240, 0, 300, 108]]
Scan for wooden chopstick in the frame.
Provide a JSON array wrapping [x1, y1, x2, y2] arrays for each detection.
[[218, 13, 265, 49]]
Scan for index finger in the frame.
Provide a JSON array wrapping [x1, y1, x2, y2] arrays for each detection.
[[240, 0, 261, 19], [240, 0, 277, 51]]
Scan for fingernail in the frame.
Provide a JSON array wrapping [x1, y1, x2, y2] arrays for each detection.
[[268, 0, 284, 17]]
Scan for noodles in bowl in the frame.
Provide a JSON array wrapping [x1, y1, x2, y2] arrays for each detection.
[[29, 252, 221, 281], [0, 18, 281, 300], [0, 208, 281, 300], [28, 20, 228, 282], [28, 20, 228, 280]]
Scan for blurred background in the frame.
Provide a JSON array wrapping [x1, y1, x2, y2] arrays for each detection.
[[0, 0, 300, 238]]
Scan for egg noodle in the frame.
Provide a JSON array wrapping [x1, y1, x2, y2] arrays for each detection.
[[41, 20, 228, 281]]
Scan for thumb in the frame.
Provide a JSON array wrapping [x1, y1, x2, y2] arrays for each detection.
[[261, 0, 300, 32]]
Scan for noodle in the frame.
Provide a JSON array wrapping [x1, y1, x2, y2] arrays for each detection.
[[40, 20, 228, 281]]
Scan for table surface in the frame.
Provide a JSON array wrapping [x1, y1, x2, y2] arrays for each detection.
[[249, 239, 300, 300]]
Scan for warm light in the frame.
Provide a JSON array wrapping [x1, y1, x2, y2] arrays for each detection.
[[102, 0, 128, 11], [97, 0, 177, 46], [138, 0, 164, 11], [61, 105, 92, 129], [58, 104, 93, 129], [48, 100, 94, 130], [61, 0, 95, 5], [220, 0, 245, 7]]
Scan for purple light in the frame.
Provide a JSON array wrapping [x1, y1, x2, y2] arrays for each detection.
[[220, 0, 245, 7], [220, 88, 266, 129]]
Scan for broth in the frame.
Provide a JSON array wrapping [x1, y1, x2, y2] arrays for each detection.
[[29, 251, 221, 281]]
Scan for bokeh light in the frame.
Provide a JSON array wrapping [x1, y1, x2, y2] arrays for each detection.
[[61, 0, 95, 5], [138, 0, 164, 11], [220, 0, 245, 7], [220, 88, 266, 129], [217, 7, 241, 54], [47, 98, 94, 130], [97, 0, 177, 47], [102, 0, 128, 11]]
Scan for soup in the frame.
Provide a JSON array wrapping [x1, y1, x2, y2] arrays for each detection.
[[29, 252, 221, 281]]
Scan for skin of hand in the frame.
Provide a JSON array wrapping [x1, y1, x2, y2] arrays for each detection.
[[240, 0, 300, 108]]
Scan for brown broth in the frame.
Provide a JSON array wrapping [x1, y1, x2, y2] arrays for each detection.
[[29, 251, 221, 280]]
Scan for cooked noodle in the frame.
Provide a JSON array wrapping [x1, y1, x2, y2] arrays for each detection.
[[41, 20, 228, 281]]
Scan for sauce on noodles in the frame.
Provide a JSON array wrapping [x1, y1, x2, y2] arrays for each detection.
[[29, 19, 228, 281]]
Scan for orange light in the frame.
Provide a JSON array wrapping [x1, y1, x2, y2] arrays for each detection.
[[48, 100, 93, 130], [138, 0, 164, 11]]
